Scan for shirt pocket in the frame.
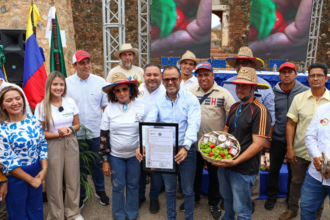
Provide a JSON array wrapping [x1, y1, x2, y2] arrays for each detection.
[[90, 90, 102, 107]]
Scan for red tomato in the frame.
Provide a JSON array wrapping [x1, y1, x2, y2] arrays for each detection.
[[220, 153, 225, 157], [210, 144, 216, 149], [209, 152, 215, 157], [173, 7, 188, 32]]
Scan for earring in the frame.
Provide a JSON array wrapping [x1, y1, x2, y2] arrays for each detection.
[[115, 96, 118, 101]]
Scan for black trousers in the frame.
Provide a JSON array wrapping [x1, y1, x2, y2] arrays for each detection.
[[267, 140, 292, 201], [194, 151, 221, 206]]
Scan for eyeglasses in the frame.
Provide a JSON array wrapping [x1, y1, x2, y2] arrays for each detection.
[[235, 60, 252, 67], [114, 87, 129, 93], [308, 74, 326, 79], [163, 77, 180, 83]]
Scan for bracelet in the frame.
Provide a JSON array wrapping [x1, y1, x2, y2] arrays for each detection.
[[69, 126, 77, 136], [41, 167, 48, 170], [0, 180, 8, 184]]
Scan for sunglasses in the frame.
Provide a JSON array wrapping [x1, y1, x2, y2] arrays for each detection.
[[235, 60, 252, 67], [163, 77, 180, 83], [113, 87, 129, 93]]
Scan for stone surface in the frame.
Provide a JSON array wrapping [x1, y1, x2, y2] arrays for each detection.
[[0, 0, 77, 76]]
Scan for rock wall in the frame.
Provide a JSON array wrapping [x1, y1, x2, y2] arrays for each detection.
[[0, 0, 77, 76]]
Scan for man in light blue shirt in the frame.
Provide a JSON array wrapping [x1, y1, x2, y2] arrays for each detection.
[[145, 65, 201, 220], [223, 46, 275, 205], [66, 50, 110, 209]]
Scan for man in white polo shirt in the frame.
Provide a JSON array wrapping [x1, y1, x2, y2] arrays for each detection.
[[137, 63, 165, 214], [179, 50, 198, 91], [66, 50, 110, 209]]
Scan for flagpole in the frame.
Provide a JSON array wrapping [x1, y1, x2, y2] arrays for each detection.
[[31, 0, 36, 36], [51, 2, 61, 72]]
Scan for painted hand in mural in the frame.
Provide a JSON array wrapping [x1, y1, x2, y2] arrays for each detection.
[[249, 0, 312, 60], [151, 0, 212, 57]]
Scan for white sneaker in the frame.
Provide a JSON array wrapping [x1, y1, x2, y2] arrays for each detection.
[[75, 215, 84, 220]]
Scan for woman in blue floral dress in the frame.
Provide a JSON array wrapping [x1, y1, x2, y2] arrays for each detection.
[[0, 86, 48, 220]]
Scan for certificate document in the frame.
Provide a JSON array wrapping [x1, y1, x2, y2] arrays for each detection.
[[145, 128, 174, 169]]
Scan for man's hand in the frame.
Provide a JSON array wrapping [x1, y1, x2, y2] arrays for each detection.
[[212, 159, 237, 167], [0, 182, 8, 201], [174, 148, 188, 164], [286, 148, 297, 164], [103, 161, 111, 177], [136, 147, 145, 162], [313, 156, 323, 172], [262, 140, 271, 152]]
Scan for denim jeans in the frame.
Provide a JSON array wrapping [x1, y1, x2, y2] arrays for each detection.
[[162, 145, 196, 220], [139, 171, 163, 199], [109, 155, 140, 220], [218, 167, 256, 220], [6, 162, 43, 220], [79, 138, 105, 197], [300, 172, 330, 220]]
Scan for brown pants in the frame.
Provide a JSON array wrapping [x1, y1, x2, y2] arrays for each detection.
[[45, 135, 81, 220], [0, 200, 7, 220], [289, 156, 323, 218]]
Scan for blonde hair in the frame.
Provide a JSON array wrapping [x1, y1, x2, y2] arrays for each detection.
[[0, 86, 26, 122], [40, 71, 67, 130]]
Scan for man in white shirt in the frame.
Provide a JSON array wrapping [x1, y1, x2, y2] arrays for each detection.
[[0, 78, 31, 114], [137, 63, 165, 214], [106, 43, 144, 83], [66, 50, 110, 209], [179, 50, 198, 91]]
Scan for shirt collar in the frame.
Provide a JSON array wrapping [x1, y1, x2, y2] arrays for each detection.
[[306, 88, 330, 100], [74, 72, 90, 82], [196, 81, 219, 94]]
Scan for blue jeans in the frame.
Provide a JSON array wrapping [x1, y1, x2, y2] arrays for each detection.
[[6, 162, 43, 220], [109, 155, 140, 220], [79, 138, 105, 197], [139, 171, 163, 199], [300, 172, 330, 220], [162, 146, 196, 220], [218, 167, 256, 220]]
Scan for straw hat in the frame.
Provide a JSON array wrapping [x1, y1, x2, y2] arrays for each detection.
[[114, 43, 140, 59], [224, 67, 270, 89], [178, 50, 197, 65], [225, 47, 264, 69], [102, 72, 141, 93]]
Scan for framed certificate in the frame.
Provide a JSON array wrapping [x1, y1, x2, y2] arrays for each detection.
[[139, 122, 179, 174]]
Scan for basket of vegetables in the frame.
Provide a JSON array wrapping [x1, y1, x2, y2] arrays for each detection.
[[198, 131, 241, 163]]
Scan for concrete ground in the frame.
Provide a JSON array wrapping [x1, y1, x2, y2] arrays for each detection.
[[43, 176, 330, 220]]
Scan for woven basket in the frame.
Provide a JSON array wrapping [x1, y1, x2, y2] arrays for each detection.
[[197, 131, 241, 163]]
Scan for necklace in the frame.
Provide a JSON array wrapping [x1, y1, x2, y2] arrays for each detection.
[[117, 102, 132, 113], [234, 100, 253, 128]]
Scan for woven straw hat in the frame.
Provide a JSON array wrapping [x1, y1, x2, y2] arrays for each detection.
[[226, 47, 264, 69], [114, 43, 140, 59], [102, 72, 141, 93], [224, 67, 270, 89], [178, 50, 197, 65]]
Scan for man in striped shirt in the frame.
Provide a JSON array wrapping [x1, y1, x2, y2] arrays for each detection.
[[213, 67, 271, 219]]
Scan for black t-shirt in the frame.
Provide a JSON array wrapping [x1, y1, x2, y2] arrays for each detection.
[[225, 98, 271, 175]]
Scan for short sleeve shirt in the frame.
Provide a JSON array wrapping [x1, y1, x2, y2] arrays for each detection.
[[101, 100, 145, 158], [106, 65, 144, 83], [287, 88, 330, 161], [35, 97, 79, 133], [189, 82, 235, 141], [225, 98, 271, 175]]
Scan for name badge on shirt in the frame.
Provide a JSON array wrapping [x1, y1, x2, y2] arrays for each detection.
[[135, 114, 143, 122]]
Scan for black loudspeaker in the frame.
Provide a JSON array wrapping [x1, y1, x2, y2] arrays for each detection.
[[0, 29, 26, 86]]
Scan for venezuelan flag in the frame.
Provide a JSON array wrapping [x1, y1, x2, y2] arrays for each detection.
[[23, 4, 47, 111]]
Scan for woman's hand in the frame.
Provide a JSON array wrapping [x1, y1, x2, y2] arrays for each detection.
[[103, 161, 111, 177], [0, 182, 8, 201], [58, 127, 71, 137], [29, 177, 42, 189], [62, 128, 73, 137], [36, 169, 47, 181], [135, 147, 145, 162]]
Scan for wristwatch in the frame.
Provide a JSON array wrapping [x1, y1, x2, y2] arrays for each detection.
[[266, 137, 272, 142], [180, 145, 190, 151]]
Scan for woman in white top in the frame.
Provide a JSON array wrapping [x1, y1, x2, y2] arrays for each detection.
[[100, 72, 144, 220], [35, 71, 83, 220]]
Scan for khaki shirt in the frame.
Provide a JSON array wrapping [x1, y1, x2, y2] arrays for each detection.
[[189, 82, 235, 142], [287, 89, 330, 161], [106, 65, 144, 83]]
